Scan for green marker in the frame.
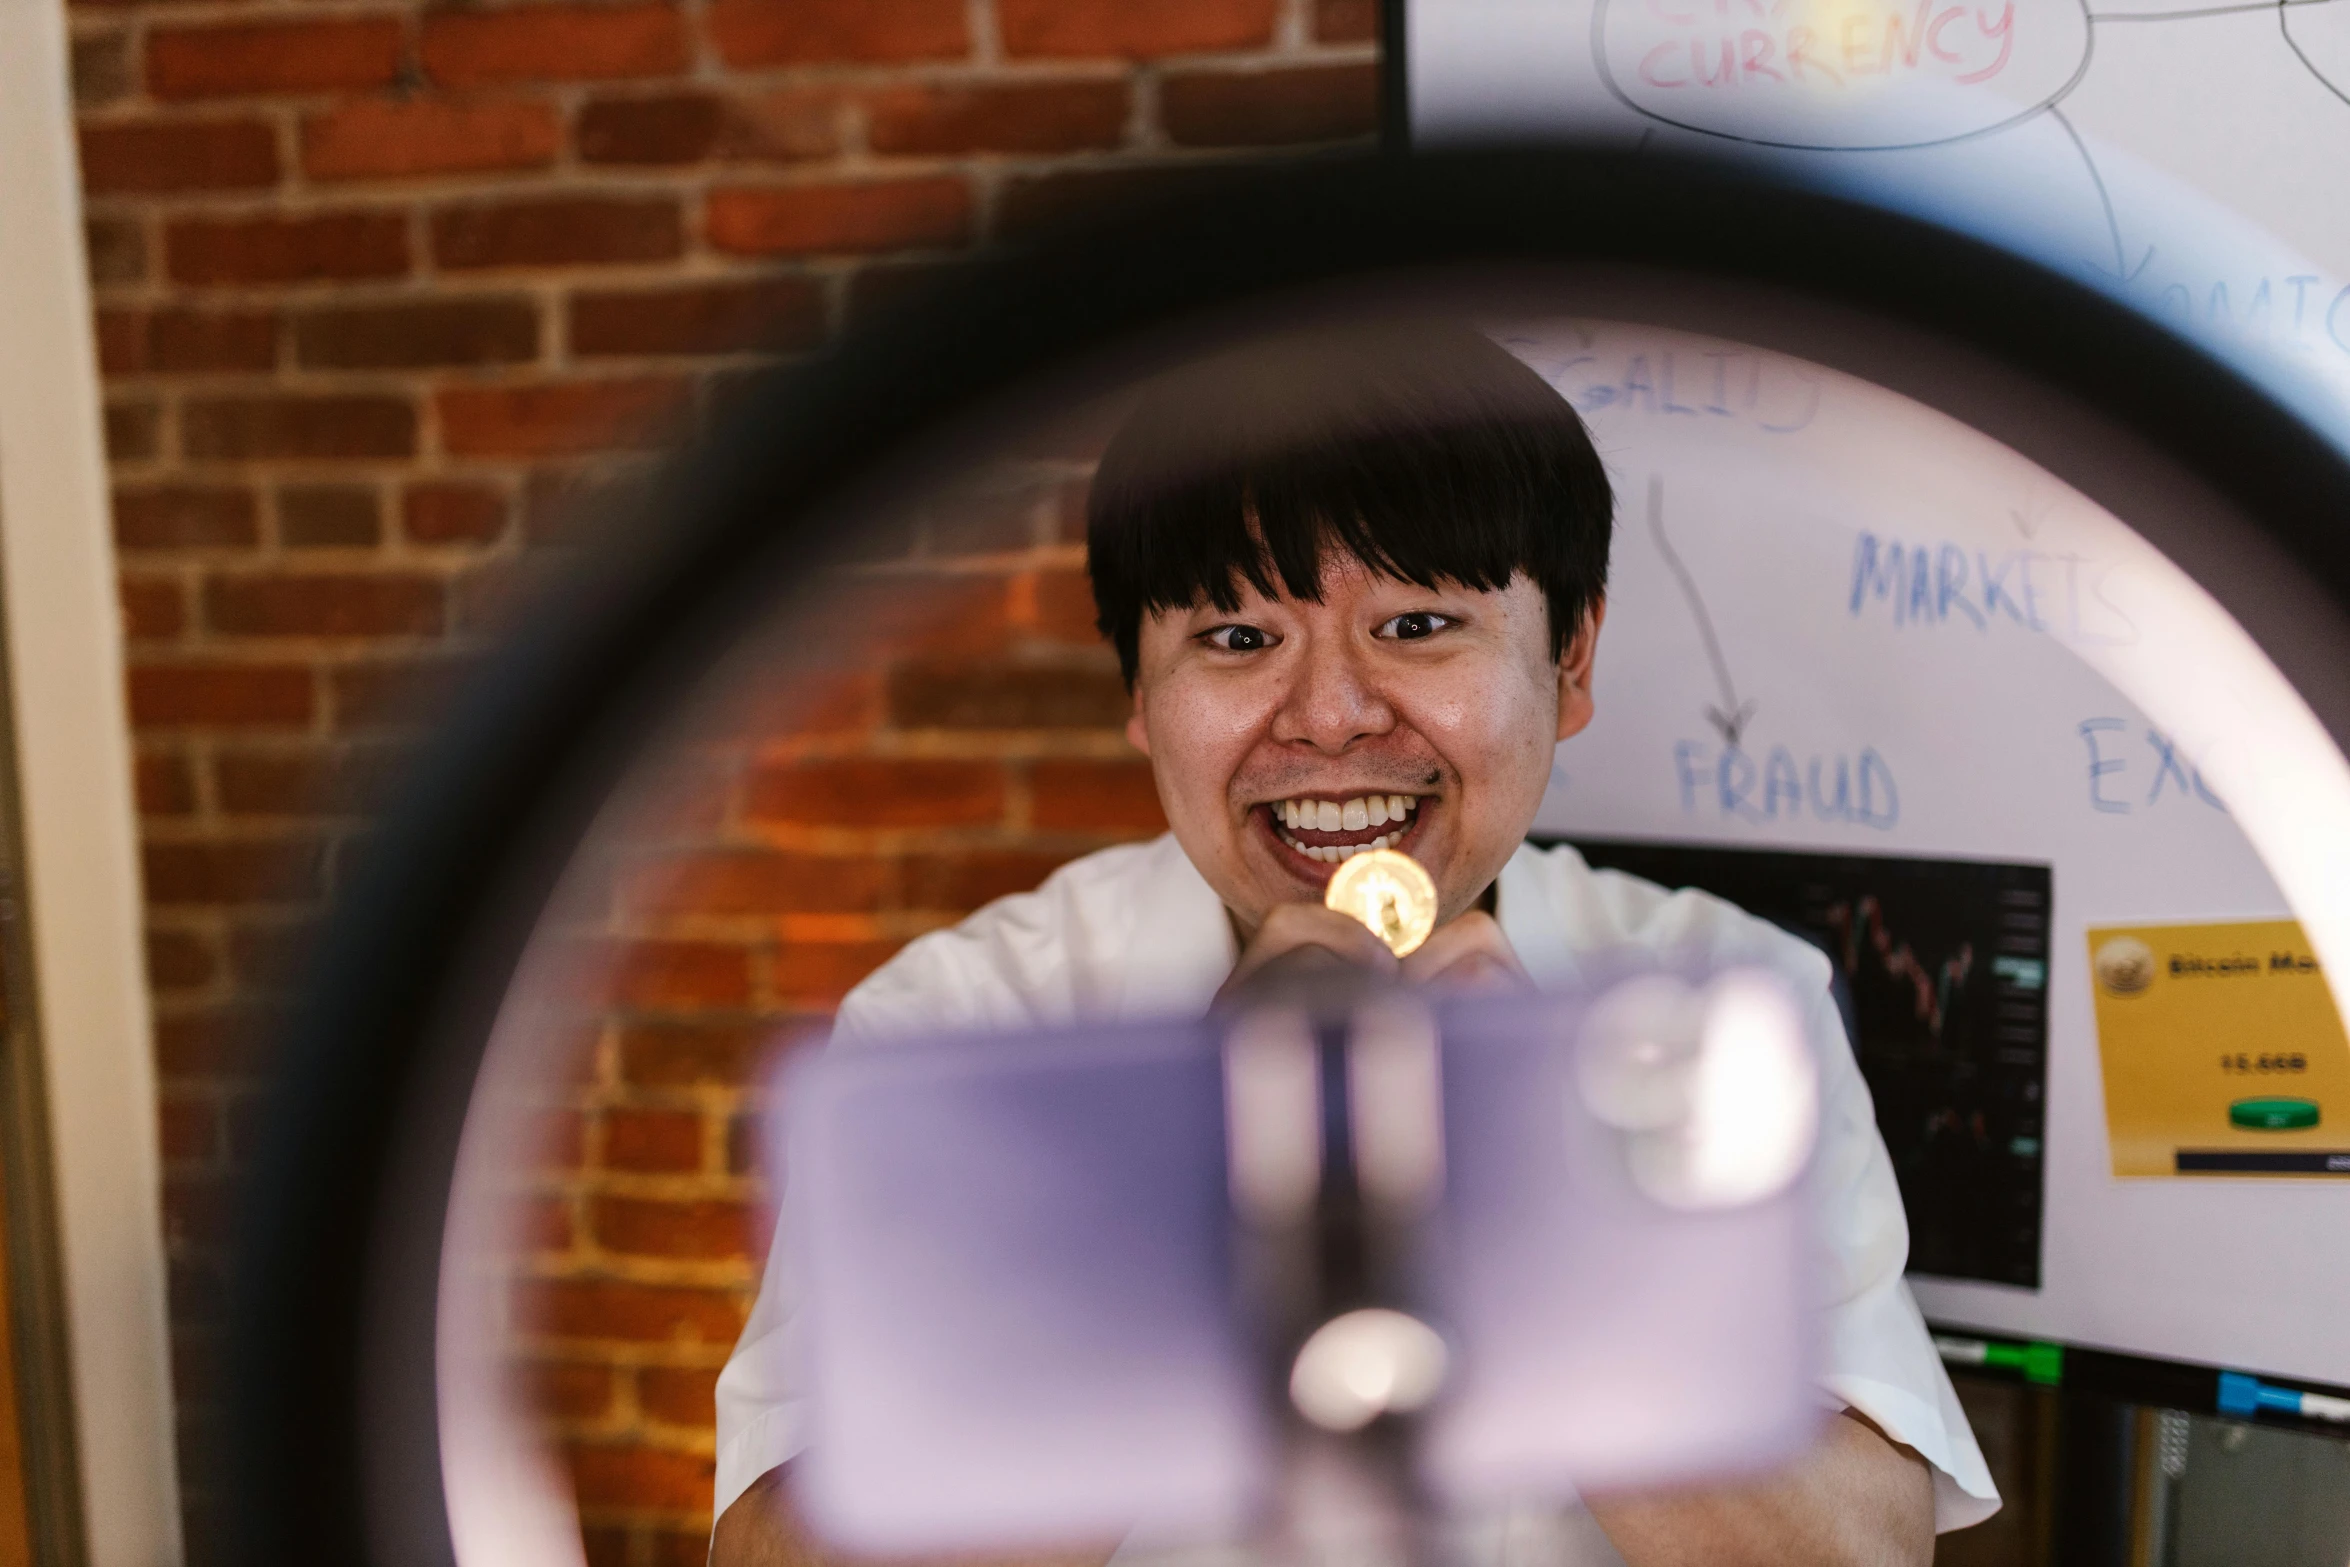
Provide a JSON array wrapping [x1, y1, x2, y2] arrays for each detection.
[[1933, 1333, 2065, 1386]]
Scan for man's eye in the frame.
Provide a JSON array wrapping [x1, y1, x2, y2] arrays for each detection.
[[1378, 612, 1454, 641], [1203, 624, 1274, 652]]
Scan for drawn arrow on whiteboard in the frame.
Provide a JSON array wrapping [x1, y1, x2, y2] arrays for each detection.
[[1647, 475, 1757, 747]]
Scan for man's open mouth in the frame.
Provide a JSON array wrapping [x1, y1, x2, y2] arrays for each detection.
[[1261, 793, 1426, 865]]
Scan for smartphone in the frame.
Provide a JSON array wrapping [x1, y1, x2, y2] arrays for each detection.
[[778, 970, 1820, 1555]]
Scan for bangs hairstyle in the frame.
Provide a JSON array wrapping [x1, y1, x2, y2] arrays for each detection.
[[1086, 320, 1614, 686]]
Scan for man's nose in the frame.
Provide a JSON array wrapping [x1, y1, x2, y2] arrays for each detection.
[[1272, 638, 1395, 752]]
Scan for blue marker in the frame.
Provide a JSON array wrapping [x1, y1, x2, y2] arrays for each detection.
[[2216, 1371, 2350, 1425]]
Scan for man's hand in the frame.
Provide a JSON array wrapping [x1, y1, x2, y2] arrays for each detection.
[[1398, 910, 1531, 993], [1215, 901, 1398, 1008], [1585, 1410, 1936, 1567]]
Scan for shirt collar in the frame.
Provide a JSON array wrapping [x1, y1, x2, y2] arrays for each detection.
[[1494, 840, 1583, 991], [1111, 834, 1242, 1022]]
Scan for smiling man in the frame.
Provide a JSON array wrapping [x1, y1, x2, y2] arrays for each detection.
[[710, 323, 1998, 1567]]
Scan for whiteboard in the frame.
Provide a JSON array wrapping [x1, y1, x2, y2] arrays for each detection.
[[1413, 0, 2350, 435], [1504, 317, 2350, 1388]]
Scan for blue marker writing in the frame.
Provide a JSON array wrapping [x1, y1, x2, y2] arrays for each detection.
[[2216, 1371, 2350, 1425]]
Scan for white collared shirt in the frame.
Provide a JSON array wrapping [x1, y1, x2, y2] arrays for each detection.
[[714, 834, 2000, 1542]]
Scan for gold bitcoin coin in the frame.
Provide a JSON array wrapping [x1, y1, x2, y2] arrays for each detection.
[[1325, 848, 1438, 959]]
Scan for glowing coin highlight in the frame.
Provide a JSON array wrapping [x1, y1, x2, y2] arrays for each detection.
[[1325, 848, 1438, 958]]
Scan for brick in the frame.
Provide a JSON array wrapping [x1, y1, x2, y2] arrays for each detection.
[[574, 92, 720, 165], [327, 653, 477, 730], [593, 1196, 751, 1259], [613, 938, 752, 1010], [148, 929, 219, 993], [147, 18, 402, 100], [303, 98, 562, 181], [72, 31, 133, 106], [105, 402, 160, 462], [85, 217, 146, 284], [99, 308, 277, 376], [1028, 567, 1106, 644], [708, 0, 964, 66], [224, 917, 321, 989], [903, 848, 1064, 911], [1030, 757, 1165, 832], [436, 377, 685, 459], [518, 1279, 744, 1344], [122, 577, 186, 640], [1161, 64, 1379, 148], [214, 745, 386, 815], [293, 298, 539, 370], [636, 1365, 718, 1427], [726, 1110, 760, 1174], [773, 938, 899, 1002], [432, 197, 681, 270], [534, 1109, 586, 1171], [624, 850, 886, 917], [522, 1359, 615, 1422], [743, 758, 1004, 828], [422, 3, 687, 85], [157, 1091, 220, 1157], [154, 1005, 277, 1080], [705, 178, 969, 257], [582, 1527, 631, 1567], [138, 750, 198, 815], [723, 88, 840, 162], [1316, 0, 1379, 41], [402, 482, 508, 546], [999, 0, 1277, 57], [128, 662, 313, 728], [568, 279, 821, 358], [616, 1021, 764, 1087], [277, 486, 380, 548], [602, 1108, 700, 1172], [115, 485, 259, 550], [865, 80, 1127, 155], [886, 661, 1128, 729], [567, 1443, 714, 1511], [80, 118, 277, 195], [143, 836, 327, 906], [167, 211, 408, 286], [207, 573, 442, 638], [183, 394, 415, 461], [517, 1194, 576, 1252]]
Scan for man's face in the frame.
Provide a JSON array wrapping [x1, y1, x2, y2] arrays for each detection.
[[1126, 555, 1602, 935]]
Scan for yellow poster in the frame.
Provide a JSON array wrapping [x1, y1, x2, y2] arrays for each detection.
[[2088, 919, 2350, 1177]]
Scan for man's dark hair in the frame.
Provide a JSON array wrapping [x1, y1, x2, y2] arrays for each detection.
[[1086, 320, 1614, 686]]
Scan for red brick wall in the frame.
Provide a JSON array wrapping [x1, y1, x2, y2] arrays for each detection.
[[70, 0, 1375, 1559]]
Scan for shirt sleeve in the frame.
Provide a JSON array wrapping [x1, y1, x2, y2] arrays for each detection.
[[712, 1202, 803, 1519], [1800, 982, 2002, 1532], [709, 939, 1047, 1519]]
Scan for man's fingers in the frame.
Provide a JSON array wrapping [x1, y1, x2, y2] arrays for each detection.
[[1400, 910, 1532, 991], [1258, 902, 1404, 970]]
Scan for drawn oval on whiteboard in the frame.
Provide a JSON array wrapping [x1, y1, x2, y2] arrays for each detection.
[[1594, 0, 2094, 150], [2283, 0, 2350, 109]]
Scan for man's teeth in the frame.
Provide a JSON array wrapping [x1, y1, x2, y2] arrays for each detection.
[[1277, 794, 1417, 831], [1272, 794, 1423, 863], [1280, 830, 1408, 863]]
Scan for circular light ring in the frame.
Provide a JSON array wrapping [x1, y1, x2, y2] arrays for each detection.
[[223, 148, 2350, 1567]]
